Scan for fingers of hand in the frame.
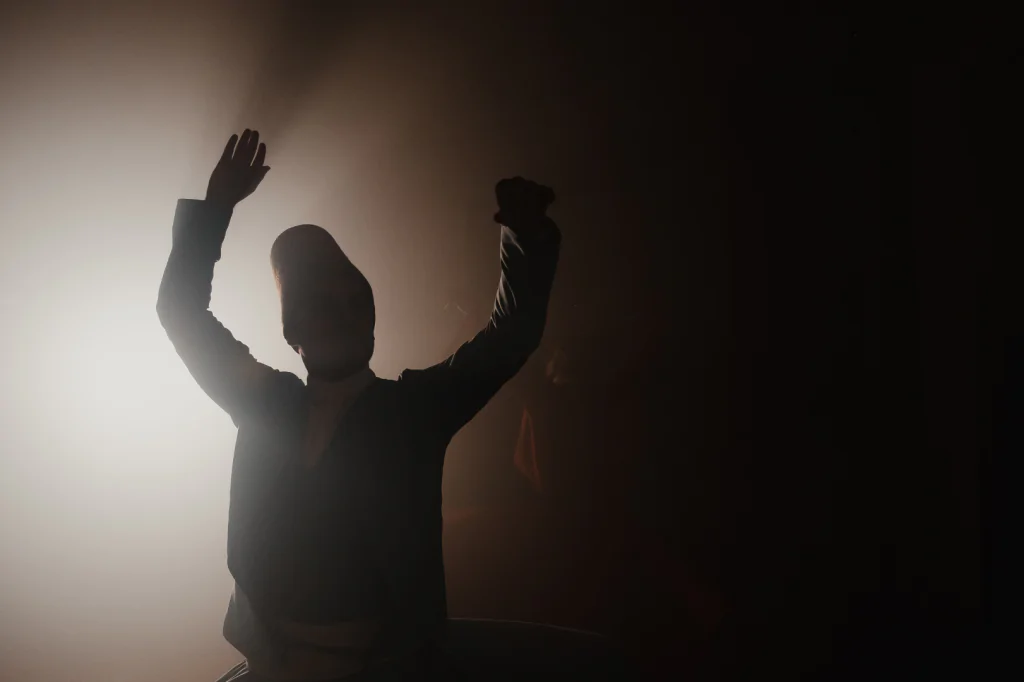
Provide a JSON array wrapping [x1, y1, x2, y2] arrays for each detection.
[[245, 131, 261, 166], [223, 128, 267, 172], [221, 134, 239, 163], [541, 185, 556, 205], [496, 177, 555, 212], [495, 176, 525, 201], [253, 142, 267, 168], [236, 129, 260, 166], [234, 129, 252, 163], [254, 165, 271, 186]]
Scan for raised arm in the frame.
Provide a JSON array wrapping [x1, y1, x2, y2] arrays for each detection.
[[157, 130, 299, 426], [401, 177, 561, 438]]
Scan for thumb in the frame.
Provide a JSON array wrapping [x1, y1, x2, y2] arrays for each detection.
[[244, 167, 271, 197]]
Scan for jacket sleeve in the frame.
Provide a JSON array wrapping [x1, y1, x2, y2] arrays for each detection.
[[400, 217, 561, 440], [156, 199, 302, 427]]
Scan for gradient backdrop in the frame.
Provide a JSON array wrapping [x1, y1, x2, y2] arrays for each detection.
[[0, 4, 998, 681]]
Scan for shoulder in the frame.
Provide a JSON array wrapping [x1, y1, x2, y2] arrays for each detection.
[[393, 366, 451, 413], [397, 366, 434, 384], [271, 368, 305, 387], [396, 363, 454, 395], [389, 369, 430, 401], [232, 369, 306, 430], [264, 368, 307, 403]]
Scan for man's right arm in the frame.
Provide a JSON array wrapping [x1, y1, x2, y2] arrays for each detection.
[[157, 199, 300, 426]]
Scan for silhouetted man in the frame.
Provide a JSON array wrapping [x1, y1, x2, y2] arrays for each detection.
[[157, 130, 560, 680]]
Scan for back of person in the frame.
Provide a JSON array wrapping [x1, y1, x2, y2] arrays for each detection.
[[157, 130, 562, 680]]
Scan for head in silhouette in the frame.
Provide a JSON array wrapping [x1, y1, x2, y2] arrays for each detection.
[[270, 224, 374, 380]]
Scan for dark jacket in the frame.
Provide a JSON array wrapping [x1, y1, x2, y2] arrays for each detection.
[[156, 199, 560, 661]]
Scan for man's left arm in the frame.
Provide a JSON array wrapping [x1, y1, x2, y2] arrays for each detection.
[[401, 178, 561, 438]]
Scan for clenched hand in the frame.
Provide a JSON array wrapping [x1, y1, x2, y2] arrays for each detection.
[[493, 177, 556, 230]]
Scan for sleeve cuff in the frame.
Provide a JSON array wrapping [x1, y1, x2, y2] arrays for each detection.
[[499, 215, 562, 248], [172, 198, 234, 259]]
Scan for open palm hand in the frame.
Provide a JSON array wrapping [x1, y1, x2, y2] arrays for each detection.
[[206, 129, 270, 208]]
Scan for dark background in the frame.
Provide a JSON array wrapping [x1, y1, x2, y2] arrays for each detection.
[[1, 3, 1016, 681], [421, 7, 1010, 680]]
